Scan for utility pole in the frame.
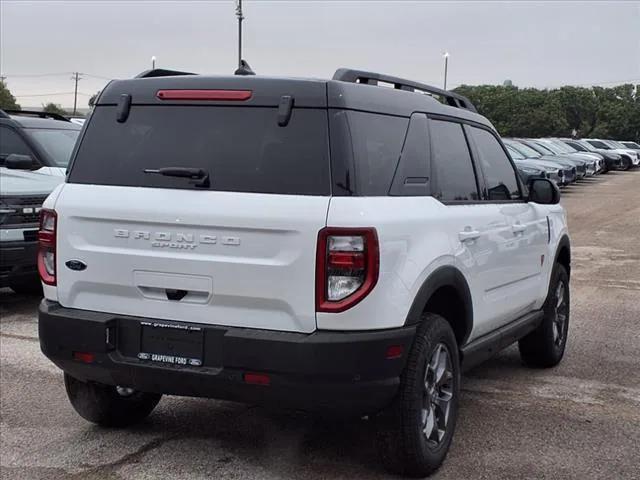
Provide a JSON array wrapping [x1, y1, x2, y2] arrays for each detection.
[[443, 52, 449, 90], [235, 0, 244, 69], [71, 72, 82, 115]]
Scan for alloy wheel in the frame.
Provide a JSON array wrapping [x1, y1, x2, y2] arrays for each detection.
[[552, 281, 568, 347], [422, 343, 454, 447]]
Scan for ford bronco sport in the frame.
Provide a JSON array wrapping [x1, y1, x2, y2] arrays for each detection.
[[38, 68, 571, 477]]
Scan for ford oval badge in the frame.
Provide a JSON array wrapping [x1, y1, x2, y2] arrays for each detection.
[[65, 260, 87, 271]]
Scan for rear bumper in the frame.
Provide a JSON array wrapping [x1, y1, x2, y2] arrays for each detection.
[[39, 301, 416, 415], [0, 239, 38, 287]]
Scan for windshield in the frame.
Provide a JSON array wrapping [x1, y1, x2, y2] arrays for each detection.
[[550, 140, 576, 153], [586, 140, 609, 149], [534, 140, 563, 155], [562, 140, 585, 152], [28, 128, 80, 167], [622, 141, 640, 149], [526, 141, 555, 155], [576, 140, 597, 152], [506, 145, 525, 160], [504, 140, 541, 158]]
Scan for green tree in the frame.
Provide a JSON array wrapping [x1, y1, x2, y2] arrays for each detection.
[[0, 80, 21, 110], [453, 83, 640, 142], [88, 90, 101, 107], [42, 102, 68, 116]]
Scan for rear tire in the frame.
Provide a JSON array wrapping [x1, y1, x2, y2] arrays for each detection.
[[64, 373, 162, 427], [519, 264, 570, 368], [376, 313, 460, 477]]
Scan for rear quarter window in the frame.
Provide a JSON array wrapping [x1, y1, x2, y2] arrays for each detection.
[[339, 111, 409, 196], [68, 106, 330, 195]]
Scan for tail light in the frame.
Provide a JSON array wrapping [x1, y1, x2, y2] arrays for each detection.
[[316, 227, 379, 313], [37, 209, 57, 285]]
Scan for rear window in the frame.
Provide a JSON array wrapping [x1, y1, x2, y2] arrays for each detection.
[[68, 106, 330, 195]]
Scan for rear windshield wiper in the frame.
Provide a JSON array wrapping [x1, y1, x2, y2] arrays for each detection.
[[144, 167, 210, 188]]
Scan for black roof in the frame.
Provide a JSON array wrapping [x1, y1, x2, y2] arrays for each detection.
[[95, 68, 492, 129]]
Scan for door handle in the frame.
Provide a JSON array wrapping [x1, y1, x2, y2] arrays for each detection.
[[512, 223, 526, 235], [458, 229, 481, 242]]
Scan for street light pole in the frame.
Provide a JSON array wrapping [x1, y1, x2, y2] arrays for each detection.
[[235, 0, 244, 69], [443, 52, 450, 90]]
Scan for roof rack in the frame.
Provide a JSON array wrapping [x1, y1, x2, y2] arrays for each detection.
[[332, 68, 477, 112], [135, 68, 197, 79], [2, 109, 70, 122]]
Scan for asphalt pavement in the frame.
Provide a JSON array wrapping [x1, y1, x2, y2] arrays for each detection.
[[1, 170, 639, 479]]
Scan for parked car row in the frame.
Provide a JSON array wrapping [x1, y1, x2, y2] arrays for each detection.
[[505, 137, 639, 187]]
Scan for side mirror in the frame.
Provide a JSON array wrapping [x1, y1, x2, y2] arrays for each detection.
[[528, 178, 560, 204], [5, 154, 39, 170]]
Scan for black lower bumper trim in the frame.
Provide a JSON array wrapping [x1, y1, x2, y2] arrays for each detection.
[[39, 301, 416, 415], [0, 241, 38, 287]]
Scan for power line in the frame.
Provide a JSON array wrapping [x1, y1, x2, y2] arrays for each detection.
[[82, 73, 113, 81], [0, 72, 73, 78], [1, 72, 113, 81], [13, 92, 92, 97]]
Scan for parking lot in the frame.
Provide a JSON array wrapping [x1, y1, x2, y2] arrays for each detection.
[[1, 171, 639, 480]]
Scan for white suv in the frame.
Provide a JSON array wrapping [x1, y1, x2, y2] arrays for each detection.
[[38, 68, 571, 477]]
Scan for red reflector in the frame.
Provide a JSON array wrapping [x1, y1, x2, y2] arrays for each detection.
[[156, 89, 252, 101], [73, 351, 95, 363], [243, 372, 270, 386], [385, 345, 404, 360], [328, 251, 366, 269]]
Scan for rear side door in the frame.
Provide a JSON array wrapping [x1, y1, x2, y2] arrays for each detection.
[[55, 97, 331, 334], [427, 119, 517, 340], [466, 126, 548, 328]]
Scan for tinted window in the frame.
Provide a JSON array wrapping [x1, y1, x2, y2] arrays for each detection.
[[346, 111, 408, 195], [28, 128, 79, 167], [0, 126, 34, 164], [587, 140, 609, 149], [430, 120, 479, 201], [69, 106, 330, 195], [469, 127, 520, 201], [566, 141, 587, 152], [389, 113, 430, 196]]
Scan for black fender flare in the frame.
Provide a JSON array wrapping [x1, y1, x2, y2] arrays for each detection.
[[403, 265, 473, 345], [552, 234, 571, 277]]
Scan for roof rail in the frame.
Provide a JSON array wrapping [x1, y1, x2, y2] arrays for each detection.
[[2, 109, 70, 122], [332, 68, 477, 112], [135, 68, 197, 79]]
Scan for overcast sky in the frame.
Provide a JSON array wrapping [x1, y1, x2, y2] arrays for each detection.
[[1, 0, 639, 110]]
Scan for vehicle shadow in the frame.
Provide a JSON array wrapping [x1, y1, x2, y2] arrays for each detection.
[[83, 349, 527, 479], [0, 288, 42, 317]]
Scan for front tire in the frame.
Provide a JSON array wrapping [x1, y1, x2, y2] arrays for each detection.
[[64, 373, 162, 427], [519, 264, 570, 368], [376, 313, 460, 477]]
